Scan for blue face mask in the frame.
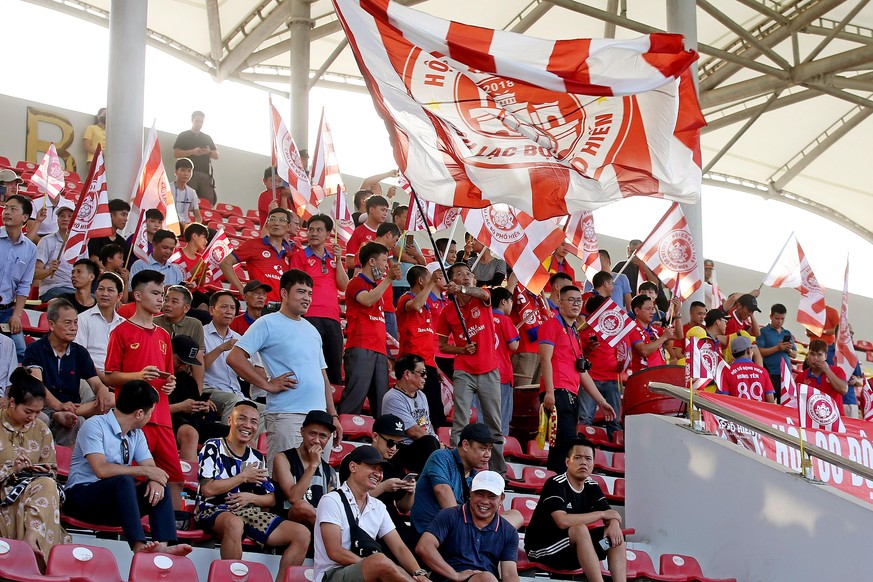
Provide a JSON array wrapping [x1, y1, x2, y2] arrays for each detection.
[[0, 185, 6, 197]]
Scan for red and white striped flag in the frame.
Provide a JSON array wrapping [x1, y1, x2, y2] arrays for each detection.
[[332, 187, 355, 244], [834, 258, 858, 379], [269, 97, 320, 220], [310, 108, 345, 198], [707, 267, 724, 310], [399, 175, 458, 233], [798, 383, 846, 433], [860, 381, 873, 422], [200, 228, 234, 285], [780, 358, 798, 408], [123, 125, 180, 262], [31, 143, 66, 198], [62, 146, 113, 263], [461, 204, 564, 294], [331, 0, 704, 220], [762, 234, 826, 336], [684, 336, 729, 391], [564, 211, 601, 282], [588, 297, 637, 347], [634, 203, 701, 300]]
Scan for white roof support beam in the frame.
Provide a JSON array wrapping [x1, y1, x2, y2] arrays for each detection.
[[803, 0, 871, 64], [206, 0, 223, 63], [703, 88, 818, 133], [603, 0, 618, 38], [217, 1, 292, 82], [703, 90, 782, 173], [308, 39, 349, 89], [506, 1, 553, 33], [698, 0, 790, 70]]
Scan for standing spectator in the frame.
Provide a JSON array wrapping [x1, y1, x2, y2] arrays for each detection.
[[82, 107, 106, 165], [155, 285, 206, 388], [546, 272, 572, 313], [373, 223, 401, 342], [272, 410, 338, 528], [289, 214, 349, 386], [257, 167, 293, 226], [381, 355, 440, 473], [313, 445, 429, 582], [345, 195, 389, 271], [628, 293, 681, 374], [0, 195, 37, 361], [196, 401, 309, 580], [612, 238, 665, 310], [60, 259, 98, 313], [391, 206, 426, 305], [128, 229, 185, 286], [683, 301, 707, 336], [436, 263, 505, 473], [64, 380, 193, 557], [87, 198, 130, 264], [426, 266, 453, 380], [796, 339, 848, 411], [509, 276, 550, 387], [75, 272, 125, 383], [172, 111, 219, 205], [756, 303, 797, 399], [465, 240, 506, 288], [230, 280, 270, 335], [725, 293, 762, 337], [366, 414, 418, 548], [220, 207, 295, 302], [806, 305, 840, 346], [544, 242, 575, 290], [171, 158, 202, 229], [339, 242, 400, 416], [592, 253, 633, 313], [721, 336, 776, 403], [0, 368, 71, 566], [434, 238, 457, 267], [349, 189, 373, 228], [580, 296, 623, 436], [34, 204, 76, 301], [0, 169, 24, 204], [490, 287, 519, 435], [227, 269, 342, 467]]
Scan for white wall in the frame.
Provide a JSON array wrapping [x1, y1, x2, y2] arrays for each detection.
[[626, 414, 873, 582]]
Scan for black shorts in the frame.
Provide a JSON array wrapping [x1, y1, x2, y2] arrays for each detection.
[[528, 526, 607, 570]]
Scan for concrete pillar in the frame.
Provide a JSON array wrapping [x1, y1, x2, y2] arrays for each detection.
[[106, 0, 147, 201], [667, 0, 704, 309], [289, 0, 314, 160]]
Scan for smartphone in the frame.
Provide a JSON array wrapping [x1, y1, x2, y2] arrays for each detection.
[[0, 323, 10, 333], [402, 473, 418, 482], [197, 393, 212, 402], [783, 334, 792, 342], [599, 538, 611, 551], [156, 370, 172, 378]]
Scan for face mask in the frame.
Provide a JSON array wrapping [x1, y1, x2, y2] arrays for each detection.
[[372, 266, 384, 281]]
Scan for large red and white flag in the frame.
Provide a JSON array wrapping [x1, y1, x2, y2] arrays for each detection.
[[860, 381, 873, 422], [634, 203, 701, 300], [834, 258, 858, 379], [564, 211, 601, 282], [404, 190, 459, 233], [462, 204, 564, 294], [200, 228, 234, 285], [762, 234, 826, 335], [62, 146, 113, 264], [269, 97, 320, 220], [684, 336, 729, 391], [123, 125, 180, 262], [780, 358, 798, 408], [31, 143, 66, 198], [706, 267, 724, 310], [332, 187, 355, 244], [310, 108, 345, 198], [588, 297, 636, 347], [332, 0, 704, 220], [798, 383, 846, 433]]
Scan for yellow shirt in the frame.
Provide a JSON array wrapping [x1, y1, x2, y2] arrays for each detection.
[[83, 124, 106, 163]]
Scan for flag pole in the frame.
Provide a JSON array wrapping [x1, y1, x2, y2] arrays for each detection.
[[613, 248, 637, 279], [56, 145, 101, 262], [761, 232, 794, 289], [442, 215, 460, 266], [410, 188, 470, 342]]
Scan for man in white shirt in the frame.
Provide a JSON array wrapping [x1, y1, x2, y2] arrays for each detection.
[[172, 158, 202, 229], [75, 272, 125, 383], [314, 445, 429, 582], [34, 204, 76, 300]]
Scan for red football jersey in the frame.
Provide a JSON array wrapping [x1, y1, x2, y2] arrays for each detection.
[[492, 310, 519, 385], [628, 324, 667, 374], [436, 295, 497, 375], [289, 249, 342, 321], [345, 274, 387, 354], [724, 359, 775, 401], [795, 366, 848, 410], [396, 292, 436, 366], [538, 316, 584, 394], [232, 237, 295, 301], [345, 223, 377, 263]]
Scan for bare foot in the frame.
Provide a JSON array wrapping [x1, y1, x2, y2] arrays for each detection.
[[140, 542, 193, 556]]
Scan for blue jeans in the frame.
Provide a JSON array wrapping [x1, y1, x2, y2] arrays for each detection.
[[40, 286, 75, 301], [579, 379, 622, 436], [384, 311, 399, 343], [0, 307, 25, 362]]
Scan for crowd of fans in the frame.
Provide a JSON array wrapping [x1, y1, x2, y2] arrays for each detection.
[[0, 161, 862, 582]]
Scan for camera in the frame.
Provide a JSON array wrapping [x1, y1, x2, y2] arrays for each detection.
[[575, 357, 592, 373], [262, 301, 281, 315]]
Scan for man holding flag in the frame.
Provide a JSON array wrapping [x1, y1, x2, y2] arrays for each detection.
[[796, 339, 848, 413]]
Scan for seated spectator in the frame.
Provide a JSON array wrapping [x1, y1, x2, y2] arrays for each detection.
[[155, 285, 205, 390], [169, 335, 226, 464], [416, 471, 519, 582], [88, 198, 130, 265], [722, 336, 775, 403], [367, 414, 418, 548], [173, 222, 210, 306], [125, 208, 164, 268], [0, 169, 23, 204], [381, 355, 440, 474], [23, 298, 115, 445], [0, 334, 15, 394], [64, 380, 193, 556], [75, 272, 125, 384], [0, 369, 70, 568], [129, 229, 185, 286], [796, 339, 848, 411], [314, 445, 429, 582], [172, 158, 202, 229], [34, 204, 76, 301], [197, 401, 309, 581], [230, 280, 271, 335], [98, 243, 129, 295], [273, 410, 338, 528], [61, 258, 98, 313], [525, 437, 626, 582]]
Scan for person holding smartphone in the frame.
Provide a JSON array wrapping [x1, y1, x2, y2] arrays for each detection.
[[756, 303, 797, 402]]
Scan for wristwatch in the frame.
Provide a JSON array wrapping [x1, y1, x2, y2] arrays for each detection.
[[460, 286, 467, 295], [412, 569, 428, 577]]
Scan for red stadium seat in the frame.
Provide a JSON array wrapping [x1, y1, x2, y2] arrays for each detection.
[[214, 203, 243, 218], [854, 339, 873, 352], [594, 450, 624, 476], [329, 442, 358, 467], [611, 452, 625, 474], [180, 459, 198, 493], [514, 439, 548, 463], [60, 515, 124, 536], [613, 478, 626, 502], [141, 515, 210, 543], [256, 433, 267, 454], [55, 445, 72, 478], [15, 161, 37, 173], [515, 548, 535, 572], [0, 156, 11, 168], [625, 549, 687, 581], [437, 426, 452, 447], [578, 425, 612, 448], [129, 552, 198, 581], [245, 209, 259, 220], [507, 466, 555, 493], [208, 560, 273, 582], [21, 310, 49, 334], [225, 215, 255, 230], [240, 228, 260, 239], [613, 430, 625, 449], [330, 384, 343, 404], [658, 554, 737, 582], [0, 538, 70, 582], [339, 414, 374, 440], [502, 435, 523, 460], [510, 495, 539, 527], [199, 198, 213, 210], [283, 566, 315, 582], [47, 544, 124, 582]]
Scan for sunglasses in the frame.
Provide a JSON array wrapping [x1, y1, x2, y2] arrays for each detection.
[[121, 437, 130, 465], [380, 435, 401, 448], [412, 369, 427, 378], [321, 256, 328, 275]]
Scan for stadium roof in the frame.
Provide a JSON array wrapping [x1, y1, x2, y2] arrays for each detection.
[[29, 0, 873, 241]]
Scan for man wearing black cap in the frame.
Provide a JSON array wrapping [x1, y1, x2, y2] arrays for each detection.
[[230, 280, 272, 335], [314, 445, 429, 582], [725, 293, 762, 338], [273, 410, 339, 529]]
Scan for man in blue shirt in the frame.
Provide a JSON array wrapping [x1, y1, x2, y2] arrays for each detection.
[[64, 380, 192, 556], [755, 303, 797, 402], [0, 195, 38, 360], [417, 470, 520, 582], [128, 229, 185, 286]]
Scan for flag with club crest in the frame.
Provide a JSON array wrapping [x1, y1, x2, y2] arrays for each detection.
[[588, 297, 636, 347], [797, 383, 846, 433], [779, 358, 799, 408], [563, 211, 601, 282], [332, 187, 355, 244], [197, 228, 234, 286], [269, 97, 320, 220], [62, 146, 113, 263], [461, 204, 564, 294], [634, 202, 701, 300], [331, 0, 704, 220], [310, 108, 345, 198], [399, 175, 458, 233], [762, 233, 826, 336], [123, 125, 180, 262], [31, 143, 66, 198], [511, 284, 550, 344], [684, 336, 729, 391], [860, 381, 873, 422], [834, 258, 858, 379]]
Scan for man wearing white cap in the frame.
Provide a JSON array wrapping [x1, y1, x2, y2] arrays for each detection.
[[33, 203, 76, 300], [0, 169, 23, 204], [416, 470, 519, 582]]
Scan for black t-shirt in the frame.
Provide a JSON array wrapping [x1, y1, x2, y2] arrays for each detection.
[[60, 293, 96, 314], [173, 130, 216, 173], [525, 473, 611, 554], [88, 232, 128, 262], [376, 461, 410, 528]]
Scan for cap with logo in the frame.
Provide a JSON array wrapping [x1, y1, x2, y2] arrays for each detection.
[[736, 294, 761, 313], [302, 409, 336, 433], [373, 414, 406, 437], [471, 470, 505, 496], [171, 335, 202, 366], [704, 308, 728, 327], [345, 445, 390, 466], [459, 422, 502, 445], [243, 280, 273, 295]]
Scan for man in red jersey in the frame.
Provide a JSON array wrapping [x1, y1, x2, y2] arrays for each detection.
[[721, 336, 775, 403], [230, 280, 271, 335], [104, 269, 184, 507], [344, 195, 389, 271], [256, 166, 293, 226], [579, 295, 622, 436], [490, 287, 519, 436], [543, 242, 576, 292], [425, 264, 453, 380], [436, 262, 506, 474], [508, 273, 551, 387], [628, 294, 681, 374], [339, 242, 400, 416], [220, 207, 296, 302], [795, 339, 848, 411], [725, 293, 762, 337], [289, 214, 349, 386]]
